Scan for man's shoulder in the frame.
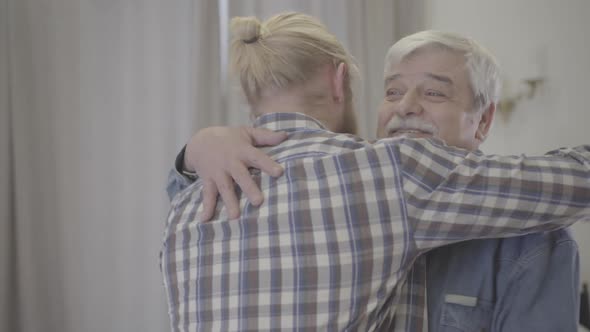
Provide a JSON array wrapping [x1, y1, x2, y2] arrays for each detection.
[[497, 228, 578, 264], [265, 129, 370, 164], [429, 229, 577, 272]]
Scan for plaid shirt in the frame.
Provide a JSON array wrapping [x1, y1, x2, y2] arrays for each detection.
[[161, 112, 590, 331]]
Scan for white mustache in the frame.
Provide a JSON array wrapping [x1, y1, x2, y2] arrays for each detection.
[[386, 117, 438, 136]]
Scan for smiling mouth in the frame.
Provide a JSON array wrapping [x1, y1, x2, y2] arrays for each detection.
[[388, 129, 433, 137]]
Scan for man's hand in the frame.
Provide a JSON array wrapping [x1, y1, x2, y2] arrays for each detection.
[[184, 126, 287, 221]]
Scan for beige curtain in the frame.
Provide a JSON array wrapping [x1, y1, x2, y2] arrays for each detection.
[[1, 0, 16, 330], [0, 0, 423, 331], [2, 0, 222, 331]]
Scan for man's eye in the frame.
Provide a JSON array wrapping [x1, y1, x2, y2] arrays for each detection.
[[386, 89, 403, 97], [425, 90, 445, 97]]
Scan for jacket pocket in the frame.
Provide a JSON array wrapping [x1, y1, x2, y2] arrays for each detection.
[[439, 296, 494, 332]]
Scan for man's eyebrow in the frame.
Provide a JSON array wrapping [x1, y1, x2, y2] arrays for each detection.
[[384, 74, 401, 87], [384, 73, 454, 87], [425, 73, 453, 85]]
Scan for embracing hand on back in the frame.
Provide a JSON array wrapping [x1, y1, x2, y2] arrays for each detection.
[[184, 126, 287, 221]]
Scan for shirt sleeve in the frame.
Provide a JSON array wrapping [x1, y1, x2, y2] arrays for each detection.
[[166, 145, 197, 202], [389, 138, 590, 251]]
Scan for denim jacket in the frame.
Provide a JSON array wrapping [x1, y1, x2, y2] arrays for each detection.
[[426, 229, 579, 332]]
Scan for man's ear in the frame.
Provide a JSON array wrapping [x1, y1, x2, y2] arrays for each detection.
[[475, 102, 496, 142], [332, 62, 347, 104]]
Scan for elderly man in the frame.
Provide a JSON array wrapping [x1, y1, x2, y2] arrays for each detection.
[[376, 30, 580, 331], [165, 29, 589, 331]]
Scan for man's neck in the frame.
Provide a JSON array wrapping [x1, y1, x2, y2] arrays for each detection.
[[255, 93, 309, 116]]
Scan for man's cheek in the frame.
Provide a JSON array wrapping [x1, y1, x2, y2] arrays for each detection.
[[376, 110, 389, 136]]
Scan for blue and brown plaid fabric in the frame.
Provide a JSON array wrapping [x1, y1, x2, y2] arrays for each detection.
[[161, 112, 590, 331]]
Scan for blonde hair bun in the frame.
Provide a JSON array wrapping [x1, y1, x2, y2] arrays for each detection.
[[230, 16, 262, 44], [229, 11, 358, 132]]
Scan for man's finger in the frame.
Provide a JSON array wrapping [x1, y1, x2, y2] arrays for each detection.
[[244, 147, 283, 177], [248, 127, 288, 146], [199, 179, 218, 222], [215, 174, 241, 219], [229, 162, 264, 206]]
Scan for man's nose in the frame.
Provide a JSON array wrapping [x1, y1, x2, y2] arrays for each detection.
[[396, 90, 422, 117]]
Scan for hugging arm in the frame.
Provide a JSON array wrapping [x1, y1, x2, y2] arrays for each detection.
[[170, 124, 590, 236], [393, 140, 590, 249], [278, 137, 590, 250], [166, 126, 286, 220]]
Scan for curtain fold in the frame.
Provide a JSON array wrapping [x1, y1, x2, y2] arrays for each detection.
[[4, 0, 222, 331], [1, 0, 16, 329], [8, 0, 81, 330]]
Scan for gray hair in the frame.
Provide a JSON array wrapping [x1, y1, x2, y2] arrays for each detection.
[[384, 30, 501, 111]]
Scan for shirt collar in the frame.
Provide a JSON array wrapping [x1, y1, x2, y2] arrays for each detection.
[[252, 112, 327, 132]]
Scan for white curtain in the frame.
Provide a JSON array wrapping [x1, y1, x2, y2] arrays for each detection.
[[2, 0, 221, 331], [1, 0, 16, 330], [0, 1, 420, 331]]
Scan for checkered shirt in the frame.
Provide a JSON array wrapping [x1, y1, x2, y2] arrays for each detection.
[[161, 112, 590, 331]]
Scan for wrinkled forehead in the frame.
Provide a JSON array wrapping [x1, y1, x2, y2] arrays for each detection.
[[385, 44, 467, 77], [383, 47, 470, 90], [384, 72, 454, 89]]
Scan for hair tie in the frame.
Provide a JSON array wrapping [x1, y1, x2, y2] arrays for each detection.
[[243, 36, 259, 44]]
